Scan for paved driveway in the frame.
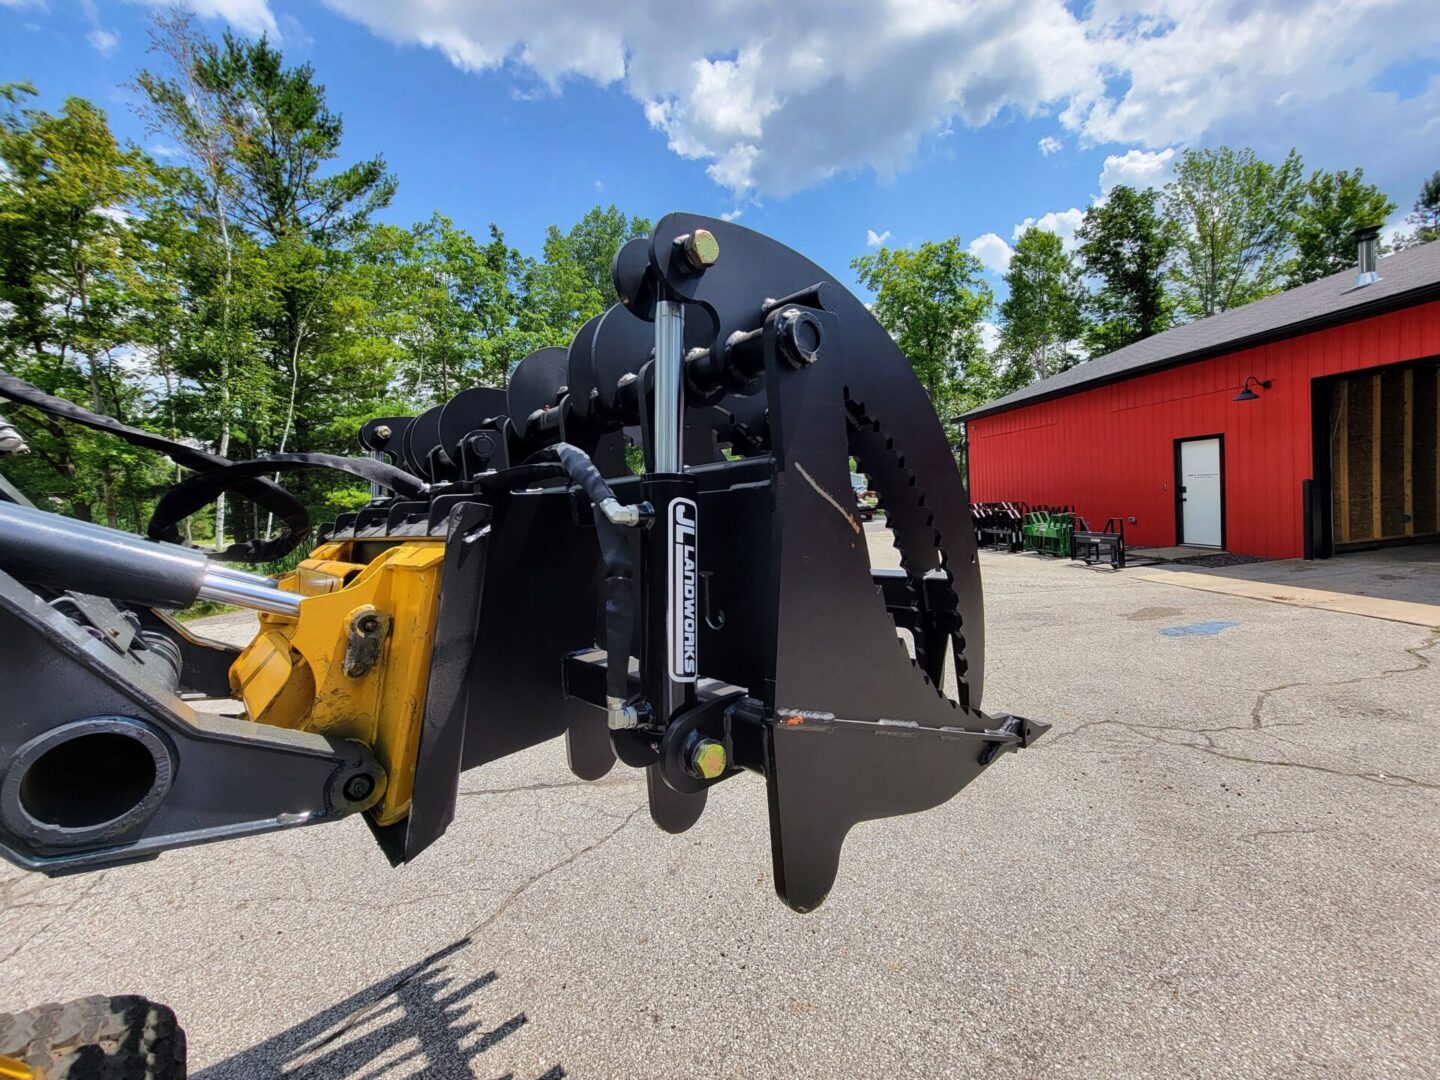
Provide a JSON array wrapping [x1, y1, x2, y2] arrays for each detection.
[[3, 530, 1437, 1078]]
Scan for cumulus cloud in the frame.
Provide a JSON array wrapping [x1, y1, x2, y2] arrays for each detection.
[[316, 0, 1440, 197], [1098, 148, 1177, 193], [968, 232, 1013, 273], [721, 208, 743, 222], [1037, 135, 1063, 156], [1013, 207, 1085, 250], [136, 0, 280, 37], [978, 321, 1001, 353], [866, 228, 891, 247]]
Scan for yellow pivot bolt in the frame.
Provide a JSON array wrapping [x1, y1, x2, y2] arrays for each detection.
[[689, 738, 728, 780], [678, 228, 720, 271]]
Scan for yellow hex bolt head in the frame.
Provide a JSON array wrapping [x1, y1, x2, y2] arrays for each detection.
[[681, 228, 720, 270], [690, 738, 728, 780]]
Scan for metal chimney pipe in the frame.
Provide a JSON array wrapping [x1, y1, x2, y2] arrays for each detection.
[[1354, 224, 1382, 287]]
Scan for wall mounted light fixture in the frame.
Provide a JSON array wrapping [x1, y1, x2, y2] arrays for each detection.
[[1234, 375, 1272, 402]]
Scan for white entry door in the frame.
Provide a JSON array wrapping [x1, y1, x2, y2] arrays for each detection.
[[1178, 438, 1223, 547]]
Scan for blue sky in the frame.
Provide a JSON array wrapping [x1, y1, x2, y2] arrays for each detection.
[[3, 0, 1438, 316]]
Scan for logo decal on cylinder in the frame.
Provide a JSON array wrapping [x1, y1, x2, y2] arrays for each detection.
[[668, 497, 698, 682]]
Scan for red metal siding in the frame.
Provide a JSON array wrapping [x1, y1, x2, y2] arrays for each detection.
[[966, 299, 1440, 558]]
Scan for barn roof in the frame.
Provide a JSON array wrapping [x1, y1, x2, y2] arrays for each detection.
[[958, 240, 1440, 422]]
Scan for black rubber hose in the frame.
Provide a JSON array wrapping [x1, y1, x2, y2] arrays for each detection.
[[542, 443, 635, 703], [478, 444, 636, 702], [592, 506, 635, 703]]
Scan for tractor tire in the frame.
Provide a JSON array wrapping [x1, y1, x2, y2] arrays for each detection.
[[0, 996, 186, 1079]]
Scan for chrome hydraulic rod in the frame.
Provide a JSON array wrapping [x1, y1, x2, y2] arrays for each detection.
[[0, 501, 298, 615]]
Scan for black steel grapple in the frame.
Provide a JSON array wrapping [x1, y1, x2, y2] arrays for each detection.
[[0, 215, 1045, 912]]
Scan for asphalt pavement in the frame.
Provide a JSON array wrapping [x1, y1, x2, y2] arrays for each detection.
[[2, 525, 1437, 1078]]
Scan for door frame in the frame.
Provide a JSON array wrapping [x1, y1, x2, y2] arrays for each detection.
[[1174, 434, 1227, 548], [1311, 355, 1440, 559]]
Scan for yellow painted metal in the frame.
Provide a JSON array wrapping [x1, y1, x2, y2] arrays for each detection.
[[230, 539, 446, 826], [0, 1055, 35, 1079]]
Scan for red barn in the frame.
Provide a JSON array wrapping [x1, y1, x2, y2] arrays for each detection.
[[959, 239, 1440, 559]]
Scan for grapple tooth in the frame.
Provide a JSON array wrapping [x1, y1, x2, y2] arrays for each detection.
[[647, 765, 706, 834], [565, 717, 616, 782]]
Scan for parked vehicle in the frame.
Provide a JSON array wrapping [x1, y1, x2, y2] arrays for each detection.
[[851, 472, 878, 520]]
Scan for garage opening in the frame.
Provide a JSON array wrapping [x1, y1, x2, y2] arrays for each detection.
[[1324, 359, 1440, 551]]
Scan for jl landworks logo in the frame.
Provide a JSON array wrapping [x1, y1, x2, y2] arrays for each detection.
[[669, 497, 698, 682]]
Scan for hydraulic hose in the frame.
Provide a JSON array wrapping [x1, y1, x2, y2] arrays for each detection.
[[535, 444, 643, 711]]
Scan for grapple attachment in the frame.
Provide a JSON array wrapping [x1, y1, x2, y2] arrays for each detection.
[[0, 215, 1045, 912]]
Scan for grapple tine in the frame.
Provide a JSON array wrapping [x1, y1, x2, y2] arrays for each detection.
[[647, 765, 707, 834], [565, 717, 616, 782]]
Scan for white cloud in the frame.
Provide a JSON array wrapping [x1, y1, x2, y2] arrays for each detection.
[[720, 208, 743, 222], [593, 179, 604, 191], [0, 0, 44, 9], [1013, 207, 1085, 250], [978, 321, 1001, 353], [319, 0, 1440, 197], [1037, 135, 1063, 156], [136, 0, 280, 37], [865, 228, 891, 247], [1098, 148, 1176, 194], [87, 28, 119, 54], [968, 232, 1013, 274]]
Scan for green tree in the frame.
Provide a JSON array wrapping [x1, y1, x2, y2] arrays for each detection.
[[850, 238, 994, 417], [1287, 167, 1396, 284], [134, 10, 264, 545], [1396, 169, 1440, 249], [0, 86, 164, 527], [1164, 146, 1305, 318], [508, 206, 650, 364], [996, 227, 1088, 388], [1075, 185, 1176, 354], [351, 214, 523, 404], [552, 205, 651, 302], [184, 30, 396, 536]]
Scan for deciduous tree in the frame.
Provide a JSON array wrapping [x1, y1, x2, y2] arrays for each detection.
[[1287, 167, 1396, 284], [1075, 185, 1176, 354], [996, 227, 1087, 388], [851, 238, 994, 417], [1164, 146, 1304, 318]]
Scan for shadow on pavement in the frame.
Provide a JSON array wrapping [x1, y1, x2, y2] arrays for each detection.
[[1153, 542, 1440, 606], [194, 937, 562, 1079]]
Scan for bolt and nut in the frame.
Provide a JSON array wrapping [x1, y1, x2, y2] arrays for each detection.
[[689, 738, 728, 780], [343, 774, 376, 802], [677, 229, 720, 272]]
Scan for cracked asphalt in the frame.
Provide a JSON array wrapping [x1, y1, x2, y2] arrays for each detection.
[[2, 532, 1438, 1078]]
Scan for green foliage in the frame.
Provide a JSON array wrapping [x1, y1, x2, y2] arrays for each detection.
[[1164, 146, 1305, 318], [1287, 168, 1396, 284], [996, 227, 1087, 389], [851, 238, 994, 417], [0, 87, 170, 527], [1, 18, 653, 550], [1075, 185, 1177, 354], [507, 206, 650, 363], [1396, 169, 1440, 249]]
